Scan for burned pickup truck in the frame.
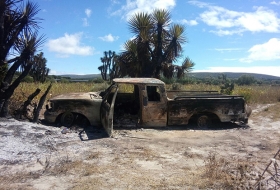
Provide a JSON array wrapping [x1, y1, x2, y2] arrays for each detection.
[[44, 78, 251, 136]]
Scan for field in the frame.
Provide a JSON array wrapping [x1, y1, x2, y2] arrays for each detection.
[[10, 82, 280, 108], [0, 82, 279, 189]]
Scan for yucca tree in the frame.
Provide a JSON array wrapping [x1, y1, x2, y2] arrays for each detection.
[[0, 0, 44, 117], [128, 12, 153, 77], [99, 51, 115, 81], [98, 50, 121, 81], [30, 52, 49, 83], [176, 57, 195, 79], [118, 9, 187, 78], [118, 40, 141, 77]]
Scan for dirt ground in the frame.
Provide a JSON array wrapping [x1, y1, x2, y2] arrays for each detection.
[[0, 103, 279, 190]]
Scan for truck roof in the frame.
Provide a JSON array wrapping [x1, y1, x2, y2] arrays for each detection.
[[113, 78, 165, 85]]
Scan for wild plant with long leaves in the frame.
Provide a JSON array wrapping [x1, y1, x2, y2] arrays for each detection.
[[118, 9, 191, 78], [0, 0, 45, 116]]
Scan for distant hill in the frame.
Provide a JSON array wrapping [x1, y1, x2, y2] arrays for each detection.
[[188, 72, 280, 80], [58, 74, 101, 79], [56, 72, 280, 80]]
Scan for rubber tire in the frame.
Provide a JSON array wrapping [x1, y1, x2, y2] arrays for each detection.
[[197, 115, 212, 128], [61, 112, 74, 127]]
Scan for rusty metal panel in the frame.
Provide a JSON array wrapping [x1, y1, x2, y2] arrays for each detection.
[[167, 97, 246, 125], [141, 84, 167, 126], [44, 92, 102, 126], [51, 92, 101, 100], [113, 78, 164, 85]]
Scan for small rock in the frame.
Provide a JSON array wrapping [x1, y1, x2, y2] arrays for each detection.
[[45, 130, 52, 135], [61, 127, 70, 134]]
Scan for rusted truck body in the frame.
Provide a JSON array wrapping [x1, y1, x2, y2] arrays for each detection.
[[44, 78, 251, 136], [100, 78, 250, 136], [44, 92, 102, 127]]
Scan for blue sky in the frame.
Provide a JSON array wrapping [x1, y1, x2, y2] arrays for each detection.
[[34, 0, 280, 77]]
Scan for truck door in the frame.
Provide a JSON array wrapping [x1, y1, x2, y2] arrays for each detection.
[[141, 85, 167, 126], [100, 84, 118, 137]]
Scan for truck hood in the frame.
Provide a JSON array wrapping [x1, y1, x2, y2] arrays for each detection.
[[50, 91, 103, 101]]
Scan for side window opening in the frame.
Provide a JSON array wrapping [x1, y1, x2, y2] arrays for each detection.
[[147, 86, 160, 102]]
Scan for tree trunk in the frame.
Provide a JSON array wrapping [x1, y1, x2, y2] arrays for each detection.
[[33, 83, 52, 123], [0, 99, 9, 117], [15, 88, 41, 120], [0, 64, 32, 117]]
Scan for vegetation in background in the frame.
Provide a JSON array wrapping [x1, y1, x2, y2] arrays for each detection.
[[98, 51, 120, 82], [98, 9, 195, 80], [236, 74, 256, 86], [8, 80, 280, 117], [29, 52, 49, 83], [219, 74, 234, 95], [0, 0, 45, 117]]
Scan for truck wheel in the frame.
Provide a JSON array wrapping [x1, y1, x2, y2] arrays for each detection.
[[76, 115, 89, 127], [197, 115, 212, 128], [61, 112, 74, 127]]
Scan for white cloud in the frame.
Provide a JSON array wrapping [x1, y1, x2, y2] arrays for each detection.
[[85, 8, 92, 17], [194, 66, 280, 77], [181, 19, 198, 26], [112, 0, 176, 20], [83, 18, 89, 27], [214, 48, 242, 53], [240, 38, 280, 63], [46, 33, 94, 57], [210, 29, 244, 36], [99, 34, 119, 42], [82, 9, 92, 27], [189, 1, 280, 35], [270, 1, 280, 6]]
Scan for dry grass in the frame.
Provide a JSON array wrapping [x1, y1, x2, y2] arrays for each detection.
[[9, 82, 280, 115], [9, 82, 109, 114], [193, 151, 260, 189], [70, 168, 190, 190], [192, 148, 280, 189], [166, 83, 280, 104], [0, 170, 40, 190], [234, 85, 280, 104], [0, 151, 102, 190]]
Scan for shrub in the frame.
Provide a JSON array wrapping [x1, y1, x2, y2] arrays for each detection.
[[59, 78, 70, 83], [171, 83, 182, 90], [22, 75, 34, 83], [91, 78, 104, 83], [160, 77, 176, 84], [220, 82, 234, 95], [237, 75, 256, 85], [235, 87, 252, 103]]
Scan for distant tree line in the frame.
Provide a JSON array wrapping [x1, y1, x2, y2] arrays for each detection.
[[164, 74, 279, 86]]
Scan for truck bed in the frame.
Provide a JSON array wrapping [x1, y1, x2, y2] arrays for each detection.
[[167, 93, 246, 126], [167, 90, 220, 99]]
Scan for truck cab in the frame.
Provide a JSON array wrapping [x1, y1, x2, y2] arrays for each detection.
[[100, 78, 168, 136]]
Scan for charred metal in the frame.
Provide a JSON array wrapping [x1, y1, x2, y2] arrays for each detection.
[[44, 78, 251, 137]]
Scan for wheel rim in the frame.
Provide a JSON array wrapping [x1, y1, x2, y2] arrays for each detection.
[[197, 115, 211, 128], [61, 112, 74, 127]]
